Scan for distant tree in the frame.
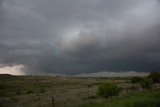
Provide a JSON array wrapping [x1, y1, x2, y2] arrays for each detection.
[[147, 72, 160, 83]]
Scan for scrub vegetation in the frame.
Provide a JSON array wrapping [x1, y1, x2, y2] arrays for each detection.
[[0, 72, 160, 107]]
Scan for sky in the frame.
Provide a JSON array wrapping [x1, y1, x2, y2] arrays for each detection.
[[0, 0, 160, 76]]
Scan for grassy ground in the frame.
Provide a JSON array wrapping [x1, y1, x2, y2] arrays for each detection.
[[79, 90, 160, 107], [0, 75, 159, 107]]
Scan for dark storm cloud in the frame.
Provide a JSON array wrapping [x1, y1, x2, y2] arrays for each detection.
[[0, 0, 160, 75]]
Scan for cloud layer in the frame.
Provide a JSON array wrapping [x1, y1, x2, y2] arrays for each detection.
[[0, 0, 160, 75]]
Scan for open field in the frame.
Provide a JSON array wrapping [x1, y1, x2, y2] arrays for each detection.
[[0, 75, 160, 107]]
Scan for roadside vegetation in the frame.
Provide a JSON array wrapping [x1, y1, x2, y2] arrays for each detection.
[[0, 72, 160, 107]]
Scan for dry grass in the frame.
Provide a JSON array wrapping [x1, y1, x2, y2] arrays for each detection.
[[0, 75, 159, 107]]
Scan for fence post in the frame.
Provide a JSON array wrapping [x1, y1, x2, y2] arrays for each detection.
[[52, 96, 54, 107]]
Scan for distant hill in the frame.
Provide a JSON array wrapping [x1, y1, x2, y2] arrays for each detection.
[[0, 74, 13, 77]]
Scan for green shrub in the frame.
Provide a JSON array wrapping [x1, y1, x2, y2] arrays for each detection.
[[0, 83, 7, 90], [26, 89, 34, 94], [10, 96, 19, 103], [39, 88, 46, 93], [16, 91, 21, 95], [130, 77, 143, 84], [98, 83, 121, 98], [141, 79, 153, 90], [88, 95, 97, 99], [147, 72, 160, 83], [130, 85, 138, 90]]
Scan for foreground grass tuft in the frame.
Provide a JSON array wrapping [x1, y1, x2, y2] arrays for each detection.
[[81, 90, 160, 107]]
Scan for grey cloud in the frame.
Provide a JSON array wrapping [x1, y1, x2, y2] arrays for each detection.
[[0, 0, 160, 75]]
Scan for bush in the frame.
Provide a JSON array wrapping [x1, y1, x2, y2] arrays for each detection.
[[98, 83, 121, 98], [147, 72, 160, 83], [39, 88, 46, 93], [0, 83, 7, 90], [26, 89, 34, 94], [130, 77, 143, 84], [141, 79, 153, 90], [10, 96, 19, 103]]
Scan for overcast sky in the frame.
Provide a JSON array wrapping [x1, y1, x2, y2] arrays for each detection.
[[0, 0, 160, 75]]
